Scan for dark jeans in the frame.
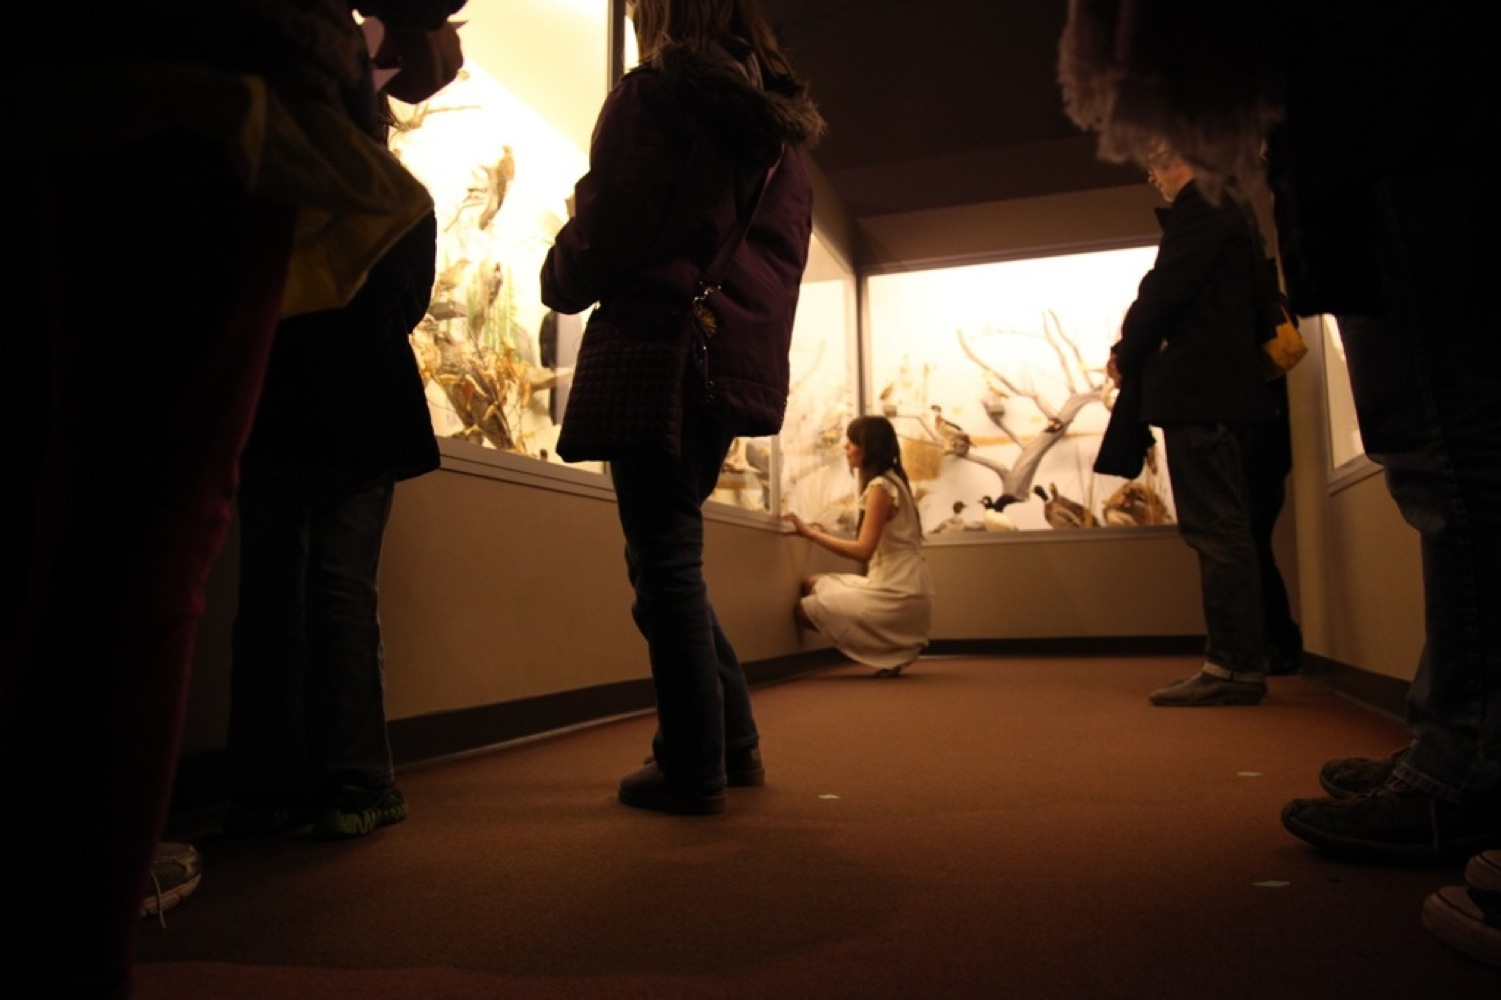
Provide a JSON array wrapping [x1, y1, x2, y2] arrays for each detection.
[[227, 464, 398, 805], [1241, 379, 1303, 661], [1163, 422, 1268, 675], [610, 405, 759, 793], [0, 137, 292, 996], [1338, 168, 1501, 803]]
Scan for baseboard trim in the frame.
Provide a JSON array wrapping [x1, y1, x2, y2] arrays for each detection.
[[167, 648, 846, 815], [167, 643, 1410, 816], [925, 635, 1206, 658], [1300, 651, 1408, 721]]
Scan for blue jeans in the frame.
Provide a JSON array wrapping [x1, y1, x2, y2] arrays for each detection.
[[1163, 422, 1268, 675], [227, 463, 398, 804], [1338, 169, 1501, 803], [610, 405, 759, 793]]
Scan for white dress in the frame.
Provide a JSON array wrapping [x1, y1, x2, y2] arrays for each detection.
[[801, 474, 935, 669]]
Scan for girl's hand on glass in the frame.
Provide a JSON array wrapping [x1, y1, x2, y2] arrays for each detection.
[[782, 513, 817, 536]]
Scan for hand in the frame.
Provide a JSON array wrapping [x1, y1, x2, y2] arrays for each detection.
[[1106, 351, 1122, 388], [781, 512, 807, 535]]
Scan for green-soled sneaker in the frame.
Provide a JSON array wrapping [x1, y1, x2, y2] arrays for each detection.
[[312, 785, 408, 840]]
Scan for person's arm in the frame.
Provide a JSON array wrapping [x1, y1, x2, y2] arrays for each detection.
[[783, 480, 894, 563], [1114, 195, 1226, 376], [541, 74, 686, 314]]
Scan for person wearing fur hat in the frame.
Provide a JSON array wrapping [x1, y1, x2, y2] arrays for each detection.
[[1059, 0, 1500, 965], [542, 0, 824, 816]]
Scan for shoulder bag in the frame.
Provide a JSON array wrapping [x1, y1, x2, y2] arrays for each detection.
[[555, 149, 783, 462]]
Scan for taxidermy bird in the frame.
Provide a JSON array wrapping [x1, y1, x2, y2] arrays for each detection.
[[931, 405, 972, 455], [1033, 483, 1095, 530], [979, 495, 1019, 532], [478, 145, 516, 230], [434, 257, 470, 296], [427, 299, 467, 323], [934, 500, 968, 534], [477, 261, 505, 311], [981, 385, 1009, 426], [1101, 481, 1169, 526]]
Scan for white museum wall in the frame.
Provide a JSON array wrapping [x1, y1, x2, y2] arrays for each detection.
[[927, 532, 1204, 640], [1283, 325, 1423, 684]]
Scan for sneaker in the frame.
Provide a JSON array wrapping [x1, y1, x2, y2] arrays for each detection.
[[222, 799, 314, 838], [141, 842, 202, 920], [1421, 885, 1501, 969], [1466, 850, 1501, 893], [1319, 747, 1409, 798], [312, 785, 408, 840], [1148, 668, 1265, 707], [643, 747, 765, 788], [618, 762, 725, 816], [1281, 778, 1501, 865]]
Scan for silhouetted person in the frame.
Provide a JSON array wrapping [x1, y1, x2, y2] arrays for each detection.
[[1, 4, 462, 995], [542, 0, 823, 816]]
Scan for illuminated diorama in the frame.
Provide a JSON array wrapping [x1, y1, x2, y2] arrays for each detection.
[[759, 233, 859, 521], [862, 247, 1176, 534], [1320, 315, 1365, 471], [388, 2, 607, 472], [388, 10, 1176, 538], [390, 64, 587, 466]]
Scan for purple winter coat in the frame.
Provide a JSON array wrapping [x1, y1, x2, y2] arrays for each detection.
[[541, 40, 824, 458]]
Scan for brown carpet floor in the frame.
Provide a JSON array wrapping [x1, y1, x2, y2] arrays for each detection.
[[135, 655, 1501, 999]]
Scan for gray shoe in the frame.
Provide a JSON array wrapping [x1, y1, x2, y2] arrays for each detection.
[[1467, 850, 1501, 893], [1148, 669, 1265, 707], [141, 842, 202, 921], [1422, 885, 1501, 969], [1318, 747, 1408, 798]]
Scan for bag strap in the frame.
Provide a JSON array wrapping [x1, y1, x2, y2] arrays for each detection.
[[687, 147, 784, 405], [700, 146, 785, 292]]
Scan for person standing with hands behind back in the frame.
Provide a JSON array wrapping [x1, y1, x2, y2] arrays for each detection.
[[785, 415, 934, 677], [1107, 146, 1274, 707], [541, 0, 824, 816]]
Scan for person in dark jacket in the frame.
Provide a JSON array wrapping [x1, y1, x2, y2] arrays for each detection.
[[1059, 0, 1501, 960], [541, 0, 823, 816], [1108, 148, 1273, 707], [224, 190, 441, 842], [0, 4, 461, 995]]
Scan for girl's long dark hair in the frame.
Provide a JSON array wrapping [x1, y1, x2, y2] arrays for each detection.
[[847, 415, 916, 534]]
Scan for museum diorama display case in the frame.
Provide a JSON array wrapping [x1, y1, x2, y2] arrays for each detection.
[[388, 6, 1188, 539], [389, 0, 609, 474], [863, 246, 1177, 535], [390, 1, 860, 517]]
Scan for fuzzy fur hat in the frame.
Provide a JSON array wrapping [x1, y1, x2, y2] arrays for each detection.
[[1057, 0, 1284, 199]]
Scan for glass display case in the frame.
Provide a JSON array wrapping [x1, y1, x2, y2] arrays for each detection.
[[393, 10, 1180, 539], [863, 246, 1175, 534], [390, 0, 609, 473], [1319, 315, 1366, 472], [775, 231, 861, 525]]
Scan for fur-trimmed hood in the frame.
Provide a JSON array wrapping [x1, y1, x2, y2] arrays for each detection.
[[641, 41, 825, 164]]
